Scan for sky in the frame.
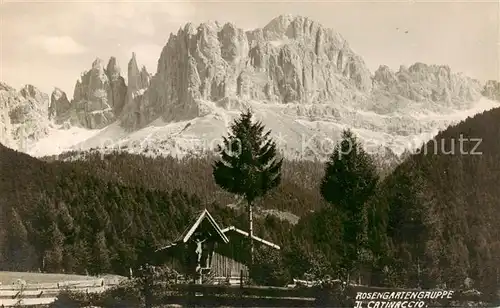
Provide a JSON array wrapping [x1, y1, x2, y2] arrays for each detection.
[[1, 0, 498, 99]]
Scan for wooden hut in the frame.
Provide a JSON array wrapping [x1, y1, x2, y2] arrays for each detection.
[[155, 209, 280, 285]]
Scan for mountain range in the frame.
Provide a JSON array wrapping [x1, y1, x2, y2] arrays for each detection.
[[3, 13, 500, 293], [2, 14, 500, 162], [3, 90, 500, 291]]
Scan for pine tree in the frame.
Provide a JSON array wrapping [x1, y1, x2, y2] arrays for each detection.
[[73, 239, 92, 275], [250, 246, 290, 286], [44, 224, 65, 272], [62, 245, 78, 273], [5, 207, 32, 270], [137, 231, 157, 267], [212, 109, 283, 273], [57, 202, 75, 236], [91, 231, 111, 275], [320, 129, 379, 285]]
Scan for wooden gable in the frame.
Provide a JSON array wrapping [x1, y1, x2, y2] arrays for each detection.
[[155, 209, 229, 254], [176, 209, 229, 244], [154, 209, 229, 273], [154, 209, 281, 283], [221, 226, 280, 250], [213, 226, 280, 267]]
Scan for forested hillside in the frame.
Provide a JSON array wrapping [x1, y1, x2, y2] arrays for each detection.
[[276, 108, 500, 294], [371, 107, 500, 292], [2, 107, 500, 293], [43, 151, 328, 217], [0, 145, 317, 275]]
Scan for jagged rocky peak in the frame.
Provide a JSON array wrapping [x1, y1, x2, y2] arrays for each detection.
[[254, 14, 351, 62], [261, 14, 297, 37], [16, 84, 50, 119], [69, 57, 126, 129], [0, 82, 15, 92], [82, 14, 493, 134], [258, 14, 373, 93], [19, 84, 48, 103], [117, 14, 377, 130], [106, 57, 121, 79], [140, 66, 151, 86], [127, 14, 374, 129], [119, 53, 154, 132], [105, 56, 127, 115], [0, 83, 50, 150], [373, 65, 396, 84], [260, 14, 344, 45], [128, 53, 139, 81], [92, 57, 102, 69], [219, 22, 249, 63], [182, 22, 197, 36], [49, 87, 71, 121], [4, 85, 45, 129], [51, 87, 66, 101], [127, 52, 150, 93], [482, 80, 500, 101], [74, 57, 109, 103], [373, 62, 482, 103], [406, 63, 453, 80]]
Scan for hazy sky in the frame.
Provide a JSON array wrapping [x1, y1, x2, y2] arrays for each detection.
[[1, 0, 498, 98]]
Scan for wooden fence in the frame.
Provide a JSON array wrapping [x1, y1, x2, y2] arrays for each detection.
[[149, 283, 491, 307], [0, 277, 123, 307], [0, 277, 492, 307], [154, 283, 318, 307]]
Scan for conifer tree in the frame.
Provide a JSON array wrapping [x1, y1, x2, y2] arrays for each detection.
[[91, 231, 111, 275], [5, 207, 32, 270], [44, 224, 64, 272], [212, 109, 283, 271], [320, 129, 379, 285]]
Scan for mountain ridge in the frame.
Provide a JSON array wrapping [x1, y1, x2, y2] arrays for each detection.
[[1, 14, 499, 161], [3, 102, 500, 289]]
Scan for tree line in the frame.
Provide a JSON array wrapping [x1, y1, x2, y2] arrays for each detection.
[[247, 107, 500, 297], [2, 106, 500, 296]]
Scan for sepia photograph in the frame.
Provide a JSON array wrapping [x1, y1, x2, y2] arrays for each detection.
[[0, 0, 499, 306]]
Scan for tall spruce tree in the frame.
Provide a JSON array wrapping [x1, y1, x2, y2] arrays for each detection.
[[320, 129, 379, 285], [212, 109, 283, 272]]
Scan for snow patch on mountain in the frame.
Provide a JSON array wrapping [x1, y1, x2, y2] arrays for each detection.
[[4, 15, 500, 164], [27, 125, 105, 157], [26, 97, 499, 160]]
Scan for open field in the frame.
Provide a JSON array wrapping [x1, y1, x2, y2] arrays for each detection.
[[0, 271, 126, 306], [0, 271, 98, 284], [0, 271, 125, 285]]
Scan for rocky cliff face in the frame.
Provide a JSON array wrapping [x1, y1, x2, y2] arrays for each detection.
[[482, 80, 500, 101], [118, 15, 375, 129], [62, 57, 128, 129], [127, 53, 151, 94], [372, 63, 483, 105], [54, 14, 489, 132], [2, 14, 498, 161], [120, 53, 152, 130], [106, 57, 128, 116], [49, 88, 71, 122], [118, 14, 485, 131], [19, 53, 149, 132], [0, 83, 51, 150]]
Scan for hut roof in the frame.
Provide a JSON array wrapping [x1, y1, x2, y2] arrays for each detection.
[[221, 226, 280, 250], [156, 209, 229, 252]]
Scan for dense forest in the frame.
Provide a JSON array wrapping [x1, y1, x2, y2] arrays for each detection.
[[0, 143, 315, 276], [373, 107, 500, 294], [2, 107, 500, 295], [43, 151, 327, 217]]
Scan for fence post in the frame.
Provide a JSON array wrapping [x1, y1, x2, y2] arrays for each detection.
[[240, 269, 243, 288]]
